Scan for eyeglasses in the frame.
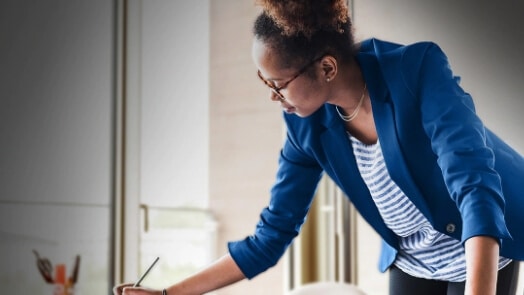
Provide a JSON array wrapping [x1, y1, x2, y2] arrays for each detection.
[[257, 55, 324, 102]]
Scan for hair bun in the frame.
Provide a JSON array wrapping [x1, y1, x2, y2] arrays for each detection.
[[255, 0, 349, 37]]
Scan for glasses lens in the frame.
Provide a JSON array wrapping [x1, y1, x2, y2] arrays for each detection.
[[272, 89, 285, 102], [258, 70, 285, 101]]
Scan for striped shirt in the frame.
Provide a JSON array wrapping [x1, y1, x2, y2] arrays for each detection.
[[349, 135, 511, 282]]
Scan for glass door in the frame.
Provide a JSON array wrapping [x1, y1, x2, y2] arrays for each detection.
[[119, 0, 212, 286]]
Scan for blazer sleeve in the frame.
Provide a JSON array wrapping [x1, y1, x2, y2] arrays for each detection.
[[409, 42, 512, 243], [228, 124, 323, 279]]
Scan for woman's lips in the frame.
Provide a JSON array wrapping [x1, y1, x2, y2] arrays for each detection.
[[283, 106, 296, 113]]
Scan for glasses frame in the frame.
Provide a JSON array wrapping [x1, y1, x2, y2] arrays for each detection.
[[257, 55, 325, 102]]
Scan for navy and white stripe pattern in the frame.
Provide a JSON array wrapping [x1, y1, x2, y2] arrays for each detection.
[[349, 135, 511, 282]]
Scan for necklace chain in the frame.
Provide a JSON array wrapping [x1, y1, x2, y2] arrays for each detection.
[[336, 84, 367, 122]]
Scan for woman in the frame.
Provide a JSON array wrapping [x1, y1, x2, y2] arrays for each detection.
[[114, 1, 524, 294]]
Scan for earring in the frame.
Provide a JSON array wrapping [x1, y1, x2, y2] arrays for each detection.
[[326, 78, 331, 82]]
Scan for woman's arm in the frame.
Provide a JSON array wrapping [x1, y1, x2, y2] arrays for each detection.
[[464, 236, 499, 295], [410, 42, 508, 293], [165, 254, 245, 295], [413, 42, 511, 242], [114, 254, 246, 295]]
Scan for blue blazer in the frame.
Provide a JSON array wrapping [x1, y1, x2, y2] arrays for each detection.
[[228, 39, 524, 279]]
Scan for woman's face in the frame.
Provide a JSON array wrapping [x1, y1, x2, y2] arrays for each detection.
[[252, 38, 329, 117]]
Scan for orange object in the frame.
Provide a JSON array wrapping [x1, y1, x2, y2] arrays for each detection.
[[55, 264, 66, 285]]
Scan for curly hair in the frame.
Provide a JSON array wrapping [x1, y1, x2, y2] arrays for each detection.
[[253, 0, 356, 69], [255, 0, 349, 37]]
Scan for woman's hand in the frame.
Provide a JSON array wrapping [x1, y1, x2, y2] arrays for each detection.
[[113, 283, 162, 295]]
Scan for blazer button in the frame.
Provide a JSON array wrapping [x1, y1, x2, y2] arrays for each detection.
[[446, 223, 456, 233]]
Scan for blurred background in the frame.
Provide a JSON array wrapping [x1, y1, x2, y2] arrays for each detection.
[[0, 0, 522, 294]]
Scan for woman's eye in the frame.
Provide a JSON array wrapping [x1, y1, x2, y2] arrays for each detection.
[[272, 82, 283, 89]]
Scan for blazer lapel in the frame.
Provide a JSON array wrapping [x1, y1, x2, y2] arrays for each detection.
[[359, 50, 433, 222], [319, 108, 398, 246]]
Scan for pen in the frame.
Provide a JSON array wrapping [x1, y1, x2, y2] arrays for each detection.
[[134, 256, 160, 287]]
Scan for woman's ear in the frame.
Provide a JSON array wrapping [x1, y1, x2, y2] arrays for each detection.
[[320, 55, 338, 82]]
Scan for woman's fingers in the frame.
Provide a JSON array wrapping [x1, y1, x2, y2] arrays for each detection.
[[113, 283, 134, 295]]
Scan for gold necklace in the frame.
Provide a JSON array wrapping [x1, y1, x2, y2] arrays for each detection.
[[335, 83, 367, 122]]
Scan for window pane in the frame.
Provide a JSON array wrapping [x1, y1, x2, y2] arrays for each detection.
[[137, 207, 217, 288]]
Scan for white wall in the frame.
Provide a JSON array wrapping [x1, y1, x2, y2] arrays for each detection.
[[351, 0, 524, 294], [0, 0, 114, 293]]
